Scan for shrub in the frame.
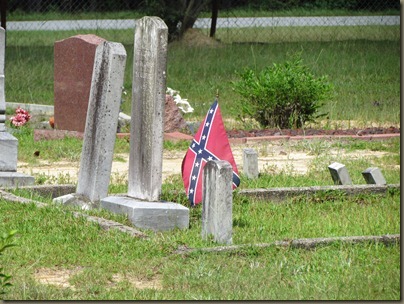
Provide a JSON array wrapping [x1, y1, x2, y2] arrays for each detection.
[[233, 54, 333, 129]]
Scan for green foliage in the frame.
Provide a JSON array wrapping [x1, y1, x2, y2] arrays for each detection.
[[233, 54, 333, 129], [143, 0, 210, 41], [0, 230, 18, 296]]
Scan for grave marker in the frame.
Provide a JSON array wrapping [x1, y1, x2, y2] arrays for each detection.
[[101, 17, 189, 231], [53, 41, 127, 206], [54, 34, 105, 132], [328, 162, 352, 185], [243, 148, 259, 179], [0, 27, 34, 187], [127, 16, 168, 201], [202, 160, 233, 245], [362, 167, 386, 185]]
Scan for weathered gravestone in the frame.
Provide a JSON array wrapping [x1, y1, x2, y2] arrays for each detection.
[[243, 148, 259, 179], [202, 160, 233, 245], [53, 41, 127, 208], [54, 34, 106, 132], [0, 27, 34, 187], [362, 167, 386, 185], [328, 162, 352, 185], [101, 17, 189, 231]]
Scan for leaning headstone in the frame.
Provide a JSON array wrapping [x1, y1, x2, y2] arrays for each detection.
[[0, 27, 34, 187], [54, 34, 106, 132], [362, 167, 387, 185], [243, 148, 259, 179], [202, 160, 233, 245], [53, 41, 127, 208], [101, 16, 189, 231], [328, 162, 352, 185]]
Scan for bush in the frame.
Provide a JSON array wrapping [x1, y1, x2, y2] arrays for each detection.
[[0, 230, 17, 297], [233, 54, 333, 129]]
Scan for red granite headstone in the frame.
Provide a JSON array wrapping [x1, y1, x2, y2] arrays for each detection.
[[54, 34, 106, 132]]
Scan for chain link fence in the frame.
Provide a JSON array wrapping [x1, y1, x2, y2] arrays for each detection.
[[4, 0, 400, 42]]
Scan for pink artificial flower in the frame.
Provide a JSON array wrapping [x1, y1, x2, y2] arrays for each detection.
[[9, 107, 31, 127]]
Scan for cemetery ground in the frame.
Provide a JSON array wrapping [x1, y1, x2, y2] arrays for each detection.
[[1, 12, 400, 300], [0, 128, 400, 300]]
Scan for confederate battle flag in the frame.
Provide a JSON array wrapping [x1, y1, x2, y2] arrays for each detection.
[[181, 99, 240, 206]]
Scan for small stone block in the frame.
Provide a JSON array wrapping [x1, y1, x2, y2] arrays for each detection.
[[243, 148, 259, 179], [53, 193, 94, 210], [362, 167, 387, 185], [0, 132, 18, 172], [101, 196, 189, 231], [0, 172, 35, 187], [328, 162, 352, 185], [53, 193, 76, 204]]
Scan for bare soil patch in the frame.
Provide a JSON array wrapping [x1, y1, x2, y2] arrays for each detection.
[[34, 267, 83, 290], [33, 267, 163, 291]]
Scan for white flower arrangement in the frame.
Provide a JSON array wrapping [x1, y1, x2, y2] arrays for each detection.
[[166, 87, 194, 114]]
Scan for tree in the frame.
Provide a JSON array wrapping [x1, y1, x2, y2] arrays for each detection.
[[145, 0, 211, 41]]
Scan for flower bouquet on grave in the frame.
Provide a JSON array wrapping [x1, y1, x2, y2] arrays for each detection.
[[9, 106, 31, 128]]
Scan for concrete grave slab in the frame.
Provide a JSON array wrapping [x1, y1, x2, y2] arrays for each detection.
[[101, 195, 189, 231], [0, 172, 35, 187]]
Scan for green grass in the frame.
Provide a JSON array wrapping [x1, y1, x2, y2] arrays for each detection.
[[5, 29, 400, 127], [0, 186, 399, 300]]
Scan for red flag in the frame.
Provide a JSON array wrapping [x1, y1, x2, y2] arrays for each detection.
[[181, 99, 240, 206]]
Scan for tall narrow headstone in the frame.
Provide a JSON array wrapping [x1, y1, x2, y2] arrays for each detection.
[[328, 162, 352, 185], [243, 148, 259, 179], [127, 16, 168, 201], [202, 160, 233, 245], [362, 167, 387, 185], [101, 17, 189, 231], [54, 34, 105, 132], [53, 41, 127, 206], [0, 27, 34, 187]]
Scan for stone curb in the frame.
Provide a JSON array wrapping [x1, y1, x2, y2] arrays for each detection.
[[238, 133, 400, 143], [174, 234, 400, 255], [239, 184, 400, 202]]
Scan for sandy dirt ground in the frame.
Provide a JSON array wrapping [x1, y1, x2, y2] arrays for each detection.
[[18, 140, 393, 184]]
